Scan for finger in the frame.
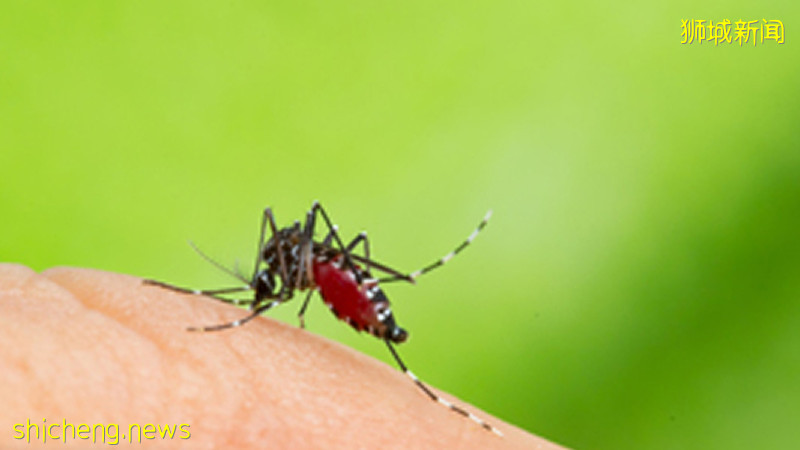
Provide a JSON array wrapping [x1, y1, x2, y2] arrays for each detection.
[[0, 264, 562, 449]]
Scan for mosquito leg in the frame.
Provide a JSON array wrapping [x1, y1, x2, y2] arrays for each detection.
[[187, 299, 280, 332], [321, 226, 337, 247], [143, 279, 253, 303], [296, 289, 316, 329], [385, 341, 502, 436], [256, 207, 290, 285], [345, 232, 372, 273], [307, 201, 363, 283], [377, 210, 492, 284], [295, 210, 320, 291], [345, 254, 413, 282], [304, 210, 492, 284], [205, 297, 253, 307], [252, 208, 270, 280]]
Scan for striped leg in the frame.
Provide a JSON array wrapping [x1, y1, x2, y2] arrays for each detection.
[[186, 299, 281, 332], [143, 279, 254, 305], [301, 209, 493, 284], [385, 341, 502, 436], [378, 210, 493, 283]]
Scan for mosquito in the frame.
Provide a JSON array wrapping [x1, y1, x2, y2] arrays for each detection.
[[144, 201, 500, 435]]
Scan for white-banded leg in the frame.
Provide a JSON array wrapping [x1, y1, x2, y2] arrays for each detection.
[[329, 210, 492, 284], [142, 279, 254, 304], [187, 299, 281, 332], [385, 341, 503, 436], [378, 210, 492, 283]]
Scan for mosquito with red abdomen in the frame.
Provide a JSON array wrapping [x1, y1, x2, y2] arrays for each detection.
[[144, 201, 500, 435]]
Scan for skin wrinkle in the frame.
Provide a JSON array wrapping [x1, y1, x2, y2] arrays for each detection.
[[0, 264, 563, 449], [46, 267, 258, 428], [42, 269, 170, 421], [1, 267, 129, 416]]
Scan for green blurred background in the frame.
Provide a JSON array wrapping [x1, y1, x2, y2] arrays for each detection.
[[2, 1, 798, 448]]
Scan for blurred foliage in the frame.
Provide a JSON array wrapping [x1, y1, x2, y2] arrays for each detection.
[[2, 1, 798, 448]]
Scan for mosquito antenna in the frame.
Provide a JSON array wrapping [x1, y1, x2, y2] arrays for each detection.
[[188, 241, 250, 284], [233, 258, 248, 281]]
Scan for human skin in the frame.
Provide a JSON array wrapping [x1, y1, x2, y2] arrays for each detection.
[[0, 264, 563, 449]]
